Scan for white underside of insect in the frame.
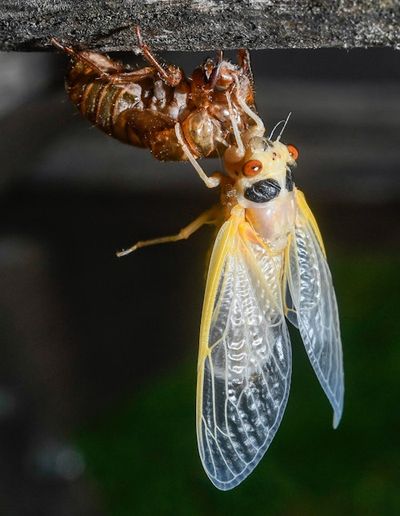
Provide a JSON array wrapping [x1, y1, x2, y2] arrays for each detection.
[[118, 92, 344, 491]]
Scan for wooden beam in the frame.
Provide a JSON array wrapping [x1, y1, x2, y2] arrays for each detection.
[[1, 0, 399, 52]]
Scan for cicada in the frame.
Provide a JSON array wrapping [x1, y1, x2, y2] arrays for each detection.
[[118, 101, 345, 488]]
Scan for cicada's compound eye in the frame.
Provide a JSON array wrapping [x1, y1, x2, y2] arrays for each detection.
[[243, 159, 263, 177], [287, 144, 299, 161]]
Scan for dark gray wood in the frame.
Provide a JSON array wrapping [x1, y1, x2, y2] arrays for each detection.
[[1, 0, 399, 52]]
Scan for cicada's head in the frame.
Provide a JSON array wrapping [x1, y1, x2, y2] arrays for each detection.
[[223, 136, 299, 204]]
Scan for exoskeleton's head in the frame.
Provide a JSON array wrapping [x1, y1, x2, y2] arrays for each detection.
[[223, 135, 299, 203], [192, 56, 251, 96], [210, 61, 241, 92]]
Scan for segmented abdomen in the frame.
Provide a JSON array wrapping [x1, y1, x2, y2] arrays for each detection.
[[66, 60, 147, 147]]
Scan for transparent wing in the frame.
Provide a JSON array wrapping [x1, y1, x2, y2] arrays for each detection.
[[286, 189, 344, 428], [197, 209, 291, 490]]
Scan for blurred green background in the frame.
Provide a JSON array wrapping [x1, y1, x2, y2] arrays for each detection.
[[0, 47, 399, 515]]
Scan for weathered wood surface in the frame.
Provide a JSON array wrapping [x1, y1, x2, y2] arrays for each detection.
[[0, 0, 399, 52]]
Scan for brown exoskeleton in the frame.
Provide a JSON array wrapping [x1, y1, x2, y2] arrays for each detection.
[[52, 27, 262, 184]]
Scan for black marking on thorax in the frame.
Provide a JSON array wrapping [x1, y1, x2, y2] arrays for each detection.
[[286, 168, 295, 192], [244, 179, 281, 203]]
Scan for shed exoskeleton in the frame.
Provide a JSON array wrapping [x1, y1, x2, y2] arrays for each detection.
[[52, 27, 259, 162]]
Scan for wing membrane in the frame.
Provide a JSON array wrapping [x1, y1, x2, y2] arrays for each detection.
[[197, 209, 291, 490], [286, 190, 344, 427]]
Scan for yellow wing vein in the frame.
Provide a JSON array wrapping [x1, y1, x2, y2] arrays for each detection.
[[196, 209, 243, 469], [295, 188, 326, 256]]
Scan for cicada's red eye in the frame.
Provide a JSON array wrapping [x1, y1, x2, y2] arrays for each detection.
[[287, 144, 299, 161], [243, 159, 263, 177]]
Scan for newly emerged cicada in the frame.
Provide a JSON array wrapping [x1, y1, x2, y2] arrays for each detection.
[[118, 95, 345, 487], [52, 27, 255, 162]]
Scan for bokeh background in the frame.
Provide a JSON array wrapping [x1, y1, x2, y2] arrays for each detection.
[[0, 47, 399, 515]]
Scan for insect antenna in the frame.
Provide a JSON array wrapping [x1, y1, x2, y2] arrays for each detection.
[[269, 120, 284, 140], [276, 112, 292, 141]]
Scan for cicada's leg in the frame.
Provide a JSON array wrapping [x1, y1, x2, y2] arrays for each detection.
[[226, 90, 245, 157], [174, 123, 221, 189], [135, 26, 183, 87], [233, 77, 265, 137], [116, 205, 221, 257]]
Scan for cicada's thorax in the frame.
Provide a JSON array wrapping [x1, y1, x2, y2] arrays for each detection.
[[244, 189, 296, 252], [224, 137, 297, 252]]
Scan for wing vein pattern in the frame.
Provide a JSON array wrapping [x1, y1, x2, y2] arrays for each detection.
[[197, 216, 292, 490], [286, 190, 344, 428]]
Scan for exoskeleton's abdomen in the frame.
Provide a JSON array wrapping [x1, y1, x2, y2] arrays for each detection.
[[65, 60, 189, 158], [66, 61, 148, 146]]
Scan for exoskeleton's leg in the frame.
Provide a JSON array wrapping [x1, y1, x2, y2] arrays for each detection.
[[237, 49, 254, 84], [51, 38, 117, 76], [116, 205, 221, 257], [135, 26, 183, 87], [106, 67, 160, 83], [174, 123, 221, 189], [208, 50, 224, 90], [51, 38, 160, 83], [215, 50, 223, 63]]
